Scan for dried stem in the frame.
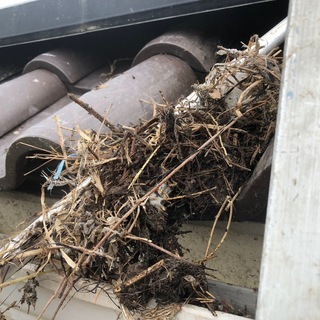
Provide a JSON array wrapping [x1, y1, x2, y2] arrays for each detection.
[[36, 275, 68, 320], [125, 234, 184, 261], [203, 188, 242, 262], [83, 113, 244, 269], [0, 270, 53, 290], [68, 93, 119, 133], [203, 196, 230, 259], [114, 259, 165, 293]]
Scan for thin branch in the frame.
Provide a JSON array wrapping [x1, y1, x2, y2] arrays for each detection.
[[68, 93, 119, 133], [203, 188, 242, 262], [203, 196, 230, 259]]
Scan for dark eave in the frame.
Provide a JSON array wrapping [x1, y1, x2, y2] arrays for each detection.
[[0, 0, 272, 47]]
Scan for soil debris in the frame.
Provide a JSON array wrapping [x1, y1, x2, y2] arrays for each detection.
[[19, 277, 39, 312]]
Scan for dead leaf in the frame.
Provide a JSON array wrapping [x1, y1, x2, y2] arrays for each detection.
[[60, 249, 77, 269], [76, 126, 92, 142], [209, 90, 221, 99], [92, 172, 105, 196]]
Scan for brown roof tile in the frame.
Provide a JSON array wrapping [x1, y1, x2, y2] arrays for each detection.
[[0, 30, 216, 190]]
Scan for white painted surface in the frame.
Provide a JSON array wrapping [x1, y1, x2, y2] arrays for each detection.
[[256, 0, 320, 319], [0, 267, 243, 320], [0, 0, 37, 10]]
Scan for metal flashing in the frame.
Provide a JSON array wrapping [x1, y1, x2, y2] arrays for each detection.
[[0, 0, 272, 47]]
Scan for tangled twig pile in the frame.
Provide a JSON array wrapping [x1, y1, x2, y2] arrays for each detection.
[[0, 37, 281, 319]]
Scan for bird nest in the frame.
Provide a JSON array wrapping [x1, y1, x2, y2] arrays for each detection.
[[0, 37, 281, 319]]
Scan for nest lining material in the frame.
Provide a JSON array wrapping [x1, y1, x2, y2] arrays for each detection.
[[0, 37, 281, 319]]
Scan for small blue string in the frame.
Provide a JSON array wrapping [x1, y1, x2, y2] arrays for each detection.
[[47, 153, 77, 190]]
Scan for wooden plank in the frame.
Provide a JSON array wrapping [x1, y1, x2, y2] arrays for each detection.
[[256, 0, 320, 319]]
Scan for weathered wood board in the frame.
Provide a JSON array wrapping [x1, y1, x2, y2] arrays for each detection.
[[256, 0, 320, 318]]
